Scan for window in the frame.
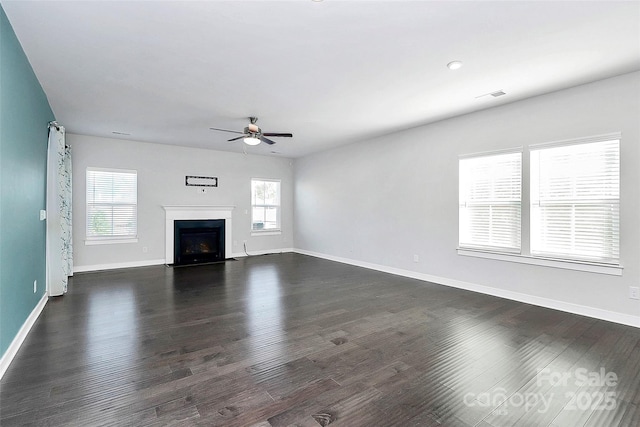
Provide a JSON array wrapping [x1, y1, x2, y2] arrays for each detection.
[[86, 168, 137, 240], [251, 179, 280, 232], [531, 138, 619, 264], [459, 151, 522, 253]]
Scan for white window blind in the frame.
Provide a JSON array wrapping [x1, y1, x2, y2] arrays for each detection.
[[86, 168, 137, 239], [531, 138, 619, 264], [251, 179, 281, 231], [459, 151, 522, 252]]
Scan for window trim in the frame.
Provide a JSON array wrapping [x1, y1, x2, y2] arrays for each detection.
[[250, 231, 281, 237], [458, 146, 524, 160], [457, 248, 623, 276], [250, 178, 281, 233], [85, 237, 138, 246], [528, 132, 621, 151], [86, 167, 138, 243]]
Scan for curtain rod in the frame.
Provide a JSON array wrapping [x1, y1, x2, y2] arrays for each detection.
[[48, 121, 69, 148]]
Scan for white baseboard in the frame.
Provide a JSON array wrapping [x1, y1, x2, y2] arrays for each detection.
[[73, 249, 297, 272], [0, 293, 48, 380], [73, 258, 166, 273], [232, 247, 294, 258], [294, 249, 640, 328]]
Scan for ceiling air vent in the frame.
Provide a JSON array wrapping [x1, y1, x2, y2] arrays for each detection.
[[475, 90, 507, 100]]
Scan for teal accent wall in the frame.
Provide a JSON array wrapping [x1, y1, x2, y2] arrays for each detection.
[[0, 5, 54, 358]]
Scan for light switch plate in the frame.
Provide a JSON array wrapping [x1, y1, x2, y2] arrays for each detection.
[[39, 210, 47, 220]]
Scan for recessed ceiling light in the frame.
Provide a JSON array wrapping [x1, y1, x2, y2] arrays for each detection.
[[447, 61, 463, 70]]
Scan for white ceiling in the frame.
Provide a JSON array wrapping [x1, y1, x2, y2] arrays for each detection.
[[3, 1, 639, 158]]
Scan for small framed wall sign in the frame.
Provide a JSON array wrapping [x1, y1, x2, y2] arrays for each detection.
[[185, 175, 218, 187]]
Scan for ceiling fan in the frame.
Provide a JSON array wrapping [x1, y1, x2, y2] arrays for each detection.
[[209, 117, 293, 146]]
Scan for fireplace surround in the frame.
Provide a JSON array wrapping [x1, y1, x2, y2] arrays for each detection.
[[163, 205, 234, 265]]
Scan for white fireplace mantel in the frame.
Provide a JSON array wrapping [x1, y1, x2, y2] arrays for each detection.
[[163, 205, 234, 264]]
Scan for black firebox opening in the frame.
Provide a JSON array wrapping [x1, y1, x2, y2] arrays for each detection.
[[174, 219, 225, 266]]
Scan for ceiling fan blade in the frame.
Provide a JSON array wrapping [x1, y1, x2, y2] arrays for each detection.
[[210, 127, 244, 135], [262, 132, 293, 138], [227, 135, 247, 142], [260, 135, 277, 145]]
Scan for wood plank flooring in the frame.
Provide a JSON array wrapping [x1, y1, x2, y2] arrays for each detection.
[[1, 253, 638, 426]]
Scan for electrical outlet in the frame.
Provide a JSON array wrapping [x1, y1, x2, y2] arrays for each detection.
[[413, 254, 419, 263], [33, 280, 37, 293], [142, 246, 148, 253], [629, 287, 640, 300]]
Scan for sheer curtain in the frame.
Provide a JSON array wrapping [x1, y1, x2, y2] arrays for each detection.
[[46, 122, 73, 296]]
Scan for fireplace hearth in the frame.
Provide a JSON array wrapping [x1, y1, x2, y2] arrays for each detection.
[[173, 219, 225, 266]]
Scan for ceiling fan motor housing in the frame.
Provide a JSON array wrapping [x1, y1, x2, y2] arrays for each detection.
[[210, 116, 291, 145]]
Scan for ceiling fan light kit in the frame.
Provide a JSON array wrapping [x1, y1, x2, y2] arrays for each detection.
[[209, 117, 293, 147], [243, 137, 261, 145]]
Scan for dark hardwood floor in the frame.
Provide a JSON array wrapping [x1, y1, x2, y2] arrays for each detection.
[[1, 253, 638, 426]]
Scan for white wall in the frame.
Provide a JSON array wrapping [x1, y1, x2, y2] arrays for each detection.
[[70, 134, 294, 270], [294, 71, 640, 325]]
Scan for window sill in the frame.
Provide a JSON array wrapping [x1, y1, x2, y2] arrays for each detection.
[[85, 238, 138, 246], [251, 230, 281, 237], [457, 248, 623, 276]]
